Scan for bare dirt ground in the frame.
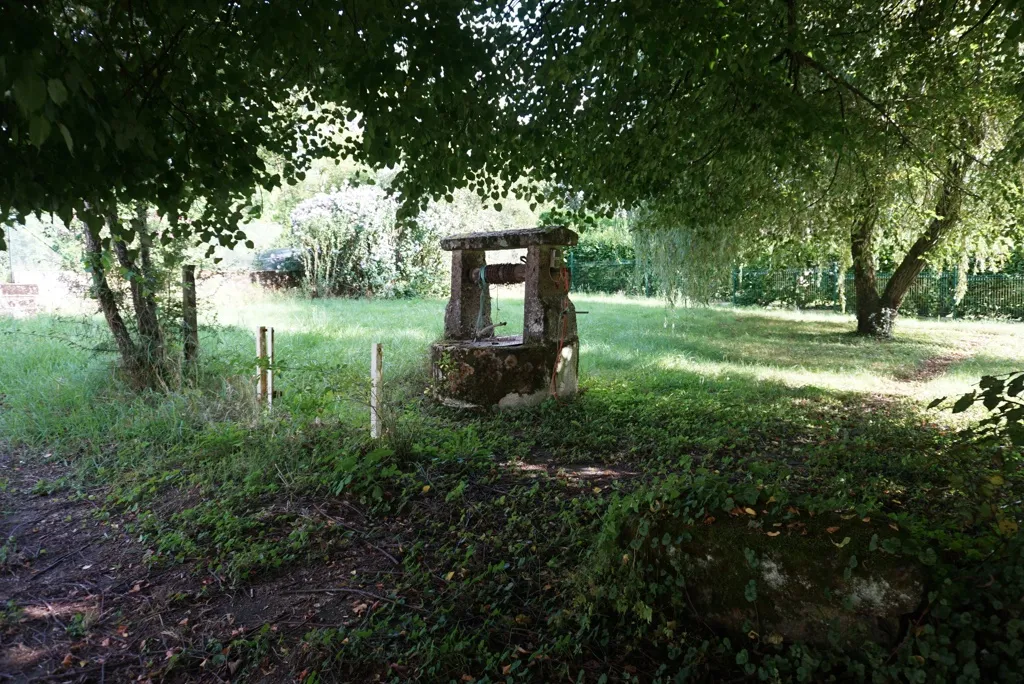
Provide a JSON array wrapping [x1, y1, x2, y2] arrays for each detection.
[[0, 451, 403, 683], [0, 443, 632, 684], [892, 334, 994, 384]]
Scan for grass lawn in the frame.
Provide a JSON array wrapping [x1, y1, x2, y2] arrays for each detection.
[[1, 293, 1022, 682]]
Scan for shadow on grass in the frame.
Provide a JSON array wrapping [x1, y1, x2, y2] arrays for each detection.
[[578, 303, 953, 382]]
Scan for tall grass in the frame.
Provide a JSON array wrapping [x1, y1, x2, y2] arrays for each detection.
[[2, 292, 1022, 463]]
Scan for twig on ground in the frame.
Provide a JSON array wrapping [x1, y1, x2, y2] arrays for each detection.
[[313, 504, 401, 566], [29, 542, 94, 582], [281, 587, 423, 612]]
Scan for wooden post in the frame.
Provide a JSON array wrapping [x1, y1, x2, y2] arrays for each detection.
[[182, 265, 198, 375], [257, 326, 274, 406], [370, 342, 383, 438], [267, 327, 275, 409]]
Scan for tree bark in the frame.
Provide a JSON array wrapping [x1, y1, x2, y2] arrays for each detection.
[[851, 155, 971, 337], [850, 206, 883, 335], [84, 227, 139, 371], [880, 156, 970, 311], [112, 207, 166, 373], [182, 264, 199, 375]]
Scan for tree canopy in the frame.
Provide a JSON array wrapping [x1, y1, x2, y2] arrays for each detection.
[[4, 0, 1024, 313], [1, 0, 506, 250]]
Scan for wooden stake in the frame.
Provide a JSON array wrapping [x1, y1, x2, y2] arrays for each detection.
[[370, 342, 383, 439], [182, 265, 198, 375], [267, 327, 275, 409], [257, 326, 271, 405]]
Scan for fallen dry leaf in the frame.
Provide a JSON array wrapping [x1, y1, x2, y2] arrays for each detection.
[[766, 531, 781, 537], [826, 526, 840, 534]]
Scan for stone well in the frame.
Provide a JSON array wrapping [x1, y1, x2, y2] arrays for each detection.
[[430, 226, 579, 409]]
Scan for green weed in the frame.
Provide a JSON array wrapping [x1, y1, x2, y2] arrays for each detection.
[[0, 295, 1021, 681]]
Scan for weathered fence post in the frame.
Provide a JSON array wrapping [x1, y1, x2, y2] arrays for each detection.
[[257, 326, 275, 407], [182, 265, 198, 375], [370, 342, 383, 439]]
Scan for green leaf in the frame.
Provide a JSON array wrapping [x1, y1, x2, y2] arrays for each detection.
[[29, 116, 52, 147], [13, 73, 47, 113], [58, 123, 74, 154], [744, 579, 757, 602], [1007, 374, 1024, 398], [47, 78, 68, 105], [952, 392, 976, 413]]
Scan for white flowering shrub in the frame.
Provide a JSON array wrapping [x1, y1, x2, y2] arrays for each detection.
[[288, 179, 539, 298], [289, 184, 444, 297]]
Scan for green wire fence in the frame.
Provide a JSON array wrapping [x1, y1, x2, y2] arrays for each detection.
[[566, 256, 1024, 320]]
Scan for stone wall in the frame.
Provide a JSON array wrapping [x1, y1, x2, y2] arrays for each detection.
[[0, 283, 40, 317]]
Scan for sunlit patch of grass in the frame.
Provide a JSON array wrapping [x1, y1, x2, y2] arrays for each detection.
[[655, 353, 904, 394], [2, 292, 1021, 458]]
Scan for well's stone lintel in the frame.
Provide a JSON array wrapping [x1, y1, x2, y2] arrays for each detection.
[[440, 226, 579, 252]]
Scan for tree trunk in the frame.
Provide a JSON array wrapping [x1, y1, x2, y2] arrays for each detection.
[[182, 264, 199, 376], [880, 156, 970, 312], [112, 207, 166, 375], [850, 206, 884, 335], [84, 226, 140, 372], [851, 155, 971, 337]]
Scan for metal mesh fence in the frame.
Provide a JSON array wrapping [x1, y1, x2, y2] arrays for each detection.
[[567, 258, 1024, 320], [730, 268, 1024, 319], [566, 255, 655, 296]]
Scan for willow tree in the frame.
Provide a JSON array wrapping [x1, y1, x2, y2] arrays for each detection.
[[486, 0, 1024, 336]]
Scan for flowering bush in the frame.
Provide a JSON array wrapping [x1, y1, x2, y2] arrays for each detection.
[[289, 184, 444, 297]]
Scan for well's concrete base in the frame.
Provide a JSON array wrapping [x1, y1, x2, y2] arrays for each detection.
[[430, 336, 578, 409]]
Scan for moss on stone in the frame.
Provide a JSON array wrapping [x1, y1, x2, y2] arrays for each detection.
[[600, 510, 923, 648]]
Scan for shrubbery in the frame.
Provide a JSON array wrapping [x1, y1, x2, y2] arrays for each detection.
[[289, 184, 445, 298]]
